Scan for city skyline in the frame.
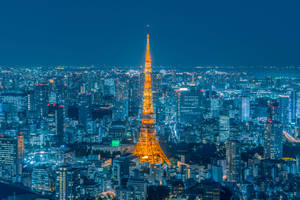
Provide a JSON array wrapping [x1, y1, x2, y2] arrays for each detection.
[[0, 1, 299, 200]]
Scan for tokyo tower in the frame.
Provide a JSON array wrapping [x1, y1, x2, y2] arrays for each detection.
[[133, 27, 170, 165]]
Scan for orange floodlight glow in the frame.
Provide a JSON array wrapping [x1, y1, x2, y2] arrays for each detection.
[[133, 28, 170, 165]]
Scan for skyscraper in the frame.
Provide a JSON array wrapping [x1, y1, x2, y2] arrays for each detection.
[[241, 96, 250, 122], [128, 74, 141, 118], [55, 165, 81, 200], [289, 90, 298, 123], [177, 86, 203, 125], [279, 95, 290, 126], [225, 140, 241, 183], [47, 103, 64, 146], [219, 115, 230, 143], [112, 156, 130, 186], [0, 135, 17, 181], [34, 83, 49, 119], [297, 153, 300, 174], [17, 133, 24, 178], [264, 102, 283, 160], [210, 98, 220, 118], [133, 28, 170, 165], [114, 78, 128, 121]]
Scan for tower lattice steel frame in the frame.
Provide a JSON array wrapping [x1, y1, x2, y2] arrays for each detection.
[[133, 29, 170, 165]]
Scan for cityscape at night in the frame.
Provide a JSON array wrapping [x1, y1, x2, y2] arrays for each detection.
[[0, 1, 300, 200]]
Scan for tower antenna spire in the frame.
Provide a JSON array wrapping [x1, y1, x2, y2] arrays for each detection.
[[146, 24, 150, 34]]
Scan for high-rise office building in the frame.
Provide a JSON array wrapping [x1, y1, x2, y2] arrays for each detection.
[[289, 90, 298, 123], [297, 91, 300, 120], [47, 103, 64, 146], [152, 72, 163, 117], [112, 156, 130, 186], [31, 165, 53, 193], [177, 86, 203, 124], [26, 90, 35, 119], [55, 165, 81, 200], [120, 170, 147, 200], [264, 102, 283, 160], [210, 98, 220, 118], [296, 153, 300, 174], [241, 96, 250, 122], [279, 95, 290, 126], [225, 140, 241, 182], [78, 93, 92, 129], [17, 133, 24, 178], [219, 115, 230, 143], [128, 74, 141, 118], [0, 135, 17, 181], [114, 79, 128, 121], [264, 120, 283, 160], [0, 91, 27, 113], [104, 78, 115, 96], [34, 83, 49, 119]]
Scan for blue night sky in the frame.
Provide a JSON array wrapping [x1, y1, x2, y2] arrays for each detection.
[[0, 0, 300, 67]]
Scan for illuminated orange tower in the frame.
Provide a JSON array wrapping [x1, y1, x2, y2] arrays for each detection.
[[133, 27, 170, 165]]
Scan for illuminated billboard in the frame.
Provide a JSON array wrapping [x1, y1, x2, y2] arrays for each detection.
[[111, 140, 120, 147]]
